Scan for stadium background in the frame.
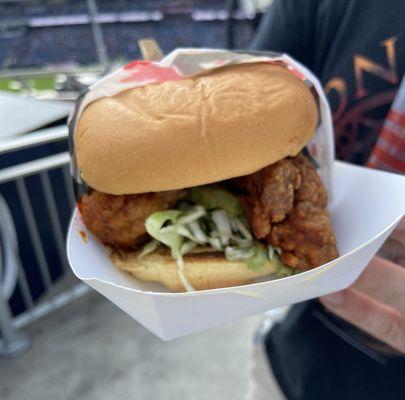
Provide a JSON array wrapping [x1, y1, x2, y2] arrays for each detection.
[[0, 0, 266, 95]]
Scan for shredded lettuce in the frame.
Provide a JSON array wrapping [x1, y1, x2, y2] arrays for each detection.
[[137, 240, 160, 259], [185, 186, 244, 217], [245, 243, 269, 271], [187, 220, 208, 243], [225, 246, 255, 261], [211, 209, 232, 245], [145, 210, 184, 258], [233, 217, 253, 240], [144, 188, 291, 290], [225, 243, 274, 271], [276, 263, 295, 278]]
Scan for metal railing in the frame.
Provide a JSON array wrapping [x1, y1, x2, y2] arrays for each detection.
[[0, 37, 164, 358], [0, 126, 90, 357]]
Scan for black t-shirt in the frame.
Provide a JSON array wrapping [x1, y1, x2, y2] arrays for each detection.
[[250, 1, 405, 399], [264, 301, 405, 400], [251, 0, 405, 165]]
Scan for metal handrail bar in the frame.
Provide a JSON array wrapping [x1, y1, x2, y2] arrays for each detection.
[[0, 66, 103, 79], [0, 126, 69, 155], [0, 152, 70, 184], [13, 283, 91, 329]]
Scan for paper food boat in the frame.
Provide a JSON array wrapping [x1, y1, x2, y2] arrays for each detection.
[[66, 50, 405, 340]]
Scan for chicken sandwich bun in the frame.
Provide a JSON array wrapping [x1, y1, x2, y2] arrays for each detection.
[[75, 63, 338, 292]]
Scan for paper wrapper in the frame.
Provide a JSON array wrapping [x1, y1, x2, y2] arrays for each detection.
[[67, 49, 405, 340]]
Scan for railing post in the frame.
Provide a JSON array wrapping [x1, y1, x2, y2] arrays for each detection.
[[0, 195, 31, 357], [0, 289, 30, 358]]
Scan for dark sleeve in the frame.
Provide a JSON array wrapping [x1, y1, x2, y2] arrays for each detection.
[[250, 0, 318, 69]]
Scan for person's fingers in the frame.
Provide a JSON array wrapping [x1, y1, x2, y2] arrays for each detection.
[[352, 256, 405, 313], [320, 288, 405, 354]]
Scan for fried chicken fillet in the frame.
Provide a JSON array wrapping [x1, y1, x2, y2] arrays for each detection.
[[234, 154, 338, 270], [80, 190, 185, 248]]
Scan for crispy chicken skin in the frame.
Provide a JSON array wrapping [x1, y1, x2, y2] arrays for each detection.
[[234, 154, 338, 270], [80, 190, 185, 248], [235, 158, 301, 239]]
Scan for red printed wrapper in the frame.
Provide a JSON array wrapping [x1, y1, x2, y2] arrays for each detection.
[[67, 49, 404, 340]]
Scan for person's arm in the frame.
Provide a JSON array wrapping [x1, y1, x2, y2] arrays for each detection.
[[250, 0, 317, 68], [320, 223, 405, 354]]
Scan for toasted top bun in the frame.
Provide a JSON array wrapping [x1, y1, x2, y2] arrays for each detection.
[[76, 63, 318, 195], [111, 247, 279, 292]]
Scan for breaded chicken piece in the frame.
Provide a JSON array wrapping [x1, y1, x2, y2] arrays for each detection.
[[269, 202, 338, 269], [80, 189, 185, 248], [236, 158, 301, 239], [234, 154, 338, 269]]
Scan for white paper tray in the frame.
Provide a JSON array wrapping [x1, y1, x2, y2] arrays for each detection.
[[67, 161, 404, 340]]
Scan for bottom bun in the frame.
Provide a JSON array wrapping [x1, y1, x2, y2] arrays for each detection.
[[110, 247, 279, 292]]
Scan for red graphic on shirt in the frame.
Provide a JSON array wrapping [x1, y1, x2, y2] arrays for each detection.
[[121, 60, 182, 84], [333, 90, 397, 160]]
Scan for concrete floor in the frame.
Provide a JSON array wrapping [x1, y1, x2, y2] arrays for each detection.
[[0, 289, 262, 400]]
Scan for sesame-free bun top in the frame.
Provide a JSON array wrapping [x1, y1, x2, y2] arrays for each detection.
[[76, 63, 318, 195]]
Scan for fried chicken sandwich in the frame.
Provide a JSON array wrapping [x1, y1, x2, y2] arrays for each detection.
[[75, 63, 338, 292]]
